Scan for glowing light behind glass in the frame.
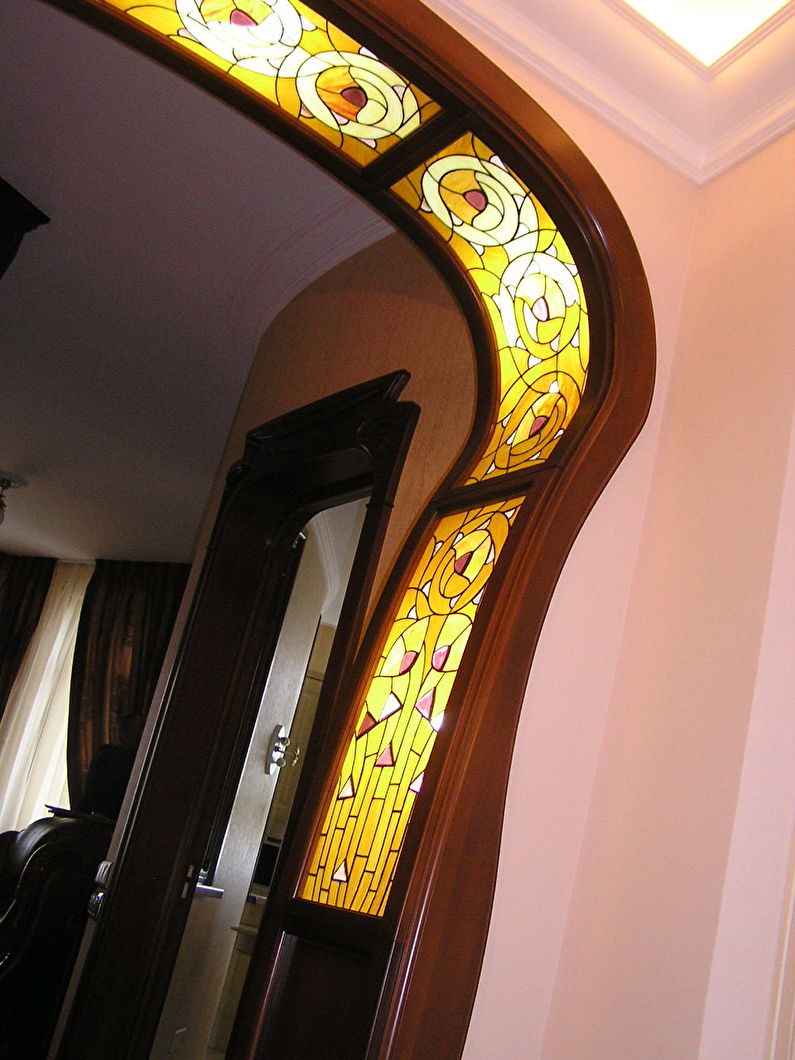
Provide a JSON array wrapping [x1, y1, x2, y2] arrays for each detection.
[[620, 0, 790, 65], [394, 134, 589, 483], [93, 0, 594, 918], [301, 499, 521, 914], [105, 0, 439, 162]]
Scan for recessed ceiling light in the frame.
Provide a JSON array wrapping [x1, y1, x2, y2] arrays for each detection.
[[620, 0, 791, 65]]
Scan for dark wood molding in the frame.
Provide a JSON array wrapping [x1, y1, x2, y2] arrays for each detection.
[[44, 2, 656, 1057]]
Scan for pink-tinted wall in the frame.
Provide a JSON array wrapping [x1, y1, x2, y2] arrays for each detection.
[[541, 127, 795, 1060], [461, 66, 698, 1056], [698, 319, 795, 1059], [456, 39, 795, 1060]]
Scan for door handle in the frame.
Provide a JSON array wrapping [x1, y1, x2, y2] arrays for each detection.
[[87, 859, 114, 920], [194, 882, 224, 899], [265, 725, 300, 774]]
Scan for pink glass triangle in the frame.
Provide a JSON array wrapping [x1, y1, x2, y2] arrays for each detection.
[[357, 712, 377, 738], [399, 650, 418, 674], [375, 744, 394, 768], [415, 689, 435, 719], [432, 645, 450, 671], [454, 551, 472, 575]]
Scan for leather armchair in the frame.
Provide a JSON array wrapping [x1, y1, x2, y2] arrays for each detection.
[[0, 814, 113, 1059], [0, 745, 135, 1059]]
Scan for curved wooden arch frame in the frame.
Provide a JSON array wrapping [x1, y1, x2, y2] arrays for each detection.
[[46, 1, 655, 1057]]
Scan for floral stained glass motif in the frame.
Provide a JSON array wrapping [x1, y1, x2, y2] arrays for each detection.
[[104, 0, 439, 163], [301, 498, 520, 915], [393, 133, 590, 482]]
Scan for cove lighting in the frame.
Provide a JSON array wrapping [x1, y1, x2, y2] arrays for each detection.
[[620, 0, 791, 65]]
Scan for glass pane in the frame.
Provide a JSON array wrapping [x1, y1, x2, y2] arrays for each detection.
[[393, 132, 590, 481], [104, 0, 440, 163], [301, 497, 522, 915]]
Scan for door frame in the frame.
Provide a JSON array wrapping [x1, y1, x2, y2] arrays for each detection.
[[55, 373, 418, 1058]]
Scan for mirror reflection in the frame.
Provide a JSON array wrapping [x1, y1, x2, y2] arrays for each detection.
[[152, 498, 368, 1060]]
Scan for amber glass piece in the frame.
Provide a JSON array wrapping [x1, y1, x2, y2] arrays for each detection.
[[393, 132, 589, 481], [106, 0, 439, 162], [301, 498, 521, 914]]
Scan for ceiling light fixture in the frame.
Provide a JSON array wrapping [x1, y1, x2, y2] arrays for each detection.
[[0, 472, 26, 526], [619, 0, 792, 66]]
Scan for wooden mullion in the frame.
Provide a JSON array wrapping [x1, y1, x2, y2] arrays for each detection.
[[359, 109, 472, 190]]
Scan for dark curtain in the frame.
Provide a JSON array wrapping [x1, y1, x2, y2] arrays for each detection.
[[67, 560, 189, 807], [0, 552, 56, 724]]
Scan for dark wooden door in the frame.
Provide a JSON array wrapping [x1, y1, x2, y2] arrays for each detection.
[[54, 374, 418, 1060]]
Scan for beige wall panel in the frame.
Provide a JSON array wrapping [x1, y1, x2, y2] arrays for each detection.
[[204, 230, 475, 608]]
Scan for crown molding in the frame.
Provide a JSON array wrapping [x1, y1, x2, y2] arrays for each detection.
[[425, 0, 795, 184], [702, 84, 795, 183]]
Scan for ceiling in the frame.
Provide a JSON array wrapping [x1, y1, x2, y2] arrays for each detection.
[[424, 0, 795, 182], [0, 0, 390, 562], [2, 0, 792, 563], [620, 0, 791, 66]]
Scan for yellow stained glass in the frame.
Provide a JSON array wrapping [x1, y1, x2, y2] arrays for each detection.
[[301, 498, 521, 915], [91, 0, 593, 920], [393, 133, 590, 481], [106, 0, 440, 163]]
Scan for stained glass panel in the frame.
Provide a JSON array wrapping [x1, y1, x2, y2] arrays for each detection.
[[301, 498, 521, 914], [393, 133, 590, 482], [93, 0, 594, 921], [104, 0, 440, 163]]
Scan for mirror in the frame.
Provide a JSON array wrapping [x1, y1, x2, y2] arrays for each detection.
[[152, 499, 368, 1059]]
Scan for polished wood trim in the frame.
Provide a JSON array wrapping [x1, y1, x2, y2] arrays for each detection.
[[360, 110, 470, 188]]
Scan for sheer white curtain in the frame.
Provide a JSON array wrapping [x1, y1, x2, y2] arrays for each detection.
[[0, 561, 94, 832]]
